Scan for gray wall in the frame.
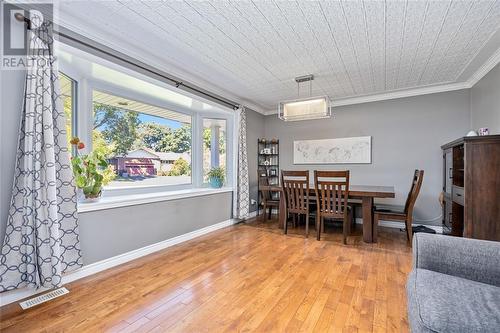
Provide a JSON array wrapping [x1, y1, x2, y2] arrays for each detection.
[[471, 64, 500, 135], [0, 70, 25, 242], [246, 109, 265, 213], [80, 192, 231, 264], [263, 90, 471, 225]]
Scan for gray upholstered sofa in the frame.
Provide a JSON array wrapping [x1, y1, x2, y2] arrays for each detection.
[[407, 233, 500, 333]]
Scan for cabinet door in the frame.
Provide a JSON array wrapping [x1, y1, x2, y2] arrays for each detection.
[[443, 198, 452, 231], [444, 149, 453, 195]]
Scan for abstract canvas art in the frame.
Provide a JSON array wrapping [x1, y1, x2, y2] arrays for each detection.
[[293, 136, 372, 164]]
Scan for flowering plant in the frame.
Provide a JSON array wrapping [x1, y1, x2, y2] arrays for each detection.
[[70, 137, 115, 199]]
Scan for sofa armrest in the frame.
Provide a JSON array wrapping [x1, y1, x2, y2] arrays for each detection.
[[413, 233, 500, 287]]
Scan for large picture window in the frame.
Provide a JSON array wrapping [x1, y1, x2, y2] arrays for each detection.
[[58, 43, 234, 196], [92, 90, 192, 188]]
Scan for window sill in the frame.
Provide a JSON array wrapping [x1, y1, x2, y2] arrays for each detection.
[[77, 187, 233, 213]]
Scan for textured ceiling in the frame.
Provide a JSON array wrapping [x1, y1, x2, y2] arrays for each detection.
[[58, 0, 500, 111]]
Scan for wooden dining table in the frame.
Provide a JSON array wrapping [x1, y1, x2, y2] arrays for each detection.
[[260, 185, 395, 243]]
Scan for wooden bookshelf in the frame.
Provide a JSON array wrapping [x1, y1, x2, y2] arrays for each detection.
[[257, 139, 280, 212]]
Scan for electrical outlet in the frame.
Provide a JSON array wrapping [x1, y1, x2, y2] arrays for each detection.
[[251, 199, 256, 205]]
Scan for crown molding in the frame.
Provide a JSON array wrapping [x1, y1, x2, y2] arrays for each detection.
[[262, 81, 471, 115], [262, 49, 500, 116], [466, 45, 500, 87]]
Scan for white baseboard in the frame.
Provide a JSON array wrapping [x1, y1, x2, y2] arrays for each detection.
[[246, 210, 258, 219], [0, 219, 236, 307], [354, 218, 443, 233]]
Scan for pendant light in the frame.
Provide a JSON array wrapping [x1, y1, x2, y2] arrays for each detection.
[[278, 74, 331, 121]]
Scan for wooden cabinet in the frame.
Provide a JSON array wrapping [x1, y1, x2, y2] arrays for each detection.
[[441, 135, 500, 241]]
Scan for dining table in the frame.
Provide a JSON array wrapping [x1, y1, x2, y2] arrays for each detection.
[[260, 184, 396, 243]]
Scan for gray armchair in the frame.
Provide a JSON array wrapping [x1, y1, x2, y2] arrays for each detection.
[[407, 233, 500, 333]]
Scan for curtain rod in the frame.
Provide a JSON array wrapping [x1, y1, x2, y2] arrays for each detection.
[[14, 12, 240, 110], [56, 28, 240, 110]]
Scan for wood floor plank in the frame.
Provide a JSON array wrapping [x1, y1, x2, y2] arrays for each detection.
[[0, 218, 413, 332]]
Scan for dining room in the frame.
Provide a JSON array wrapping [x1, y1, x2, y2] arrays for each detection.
[[248, 89, 463, 244]]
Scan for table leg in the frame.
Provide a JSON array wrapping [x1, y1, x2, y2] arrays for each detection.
[[362, 197, 374, 243], [279, 193, 286, 231]]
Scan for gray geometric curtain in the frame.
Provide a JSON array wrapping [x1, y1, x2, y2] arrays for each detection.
[[0, 16, 82, 292], [233, 106, 250, 219]]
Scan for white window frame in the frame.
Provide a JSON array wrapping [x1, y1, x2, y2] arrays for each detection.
[[200, 116, 233, 186], [59, 71, 79, 155], [58, 44, 236, 198]]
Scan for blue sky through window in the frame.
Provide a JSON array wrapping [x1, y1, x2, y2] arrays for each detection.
[[139, 114, 182, 129], [94, 106, 184, 130]]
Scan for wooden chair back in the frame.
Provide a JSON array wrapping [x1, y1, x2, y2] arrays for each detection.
[[281, 170, 310, 214], [404, 170, 424, 217], [314, 170, 350, 219], [259, 176, 273, 202]]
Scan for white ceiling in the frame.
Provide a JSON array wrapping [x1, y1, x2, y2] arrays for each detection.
[[56, 0, 500, 113]]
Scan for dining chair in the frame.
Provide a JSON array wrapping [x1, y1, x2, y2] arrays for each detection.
[[259, 178, 280, 222], [373, 170, 424, 245], [281, 170, 311, 237], [314, 170, 352, 244]]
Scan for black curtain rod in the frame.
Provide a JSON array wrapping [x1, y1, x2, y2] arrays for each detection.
[[14, 12, 240, 110], [57, 29, 240, 110]]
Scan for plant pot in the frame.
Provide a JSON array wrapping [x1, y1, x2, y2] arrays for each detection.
[[209, 177, 223, 188], [78, 189, 102, 203]]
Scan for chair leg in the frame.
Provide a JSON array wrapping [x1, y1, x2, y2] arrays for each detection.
[[347, 209, 353, 235], [276, 206, 280, 223], [316, 215, 321, 241], [268, 207, 272, 220], [262, 203, 267, 221], [373, 213, 379, 243], [406, 216, 413, 245], [292, 214, 296, 227], [305, 213, 309, 238], [343, 212, 351, 245]]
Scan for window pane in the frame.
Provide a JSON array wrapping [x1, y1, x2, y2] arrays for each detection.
[[59, 73, 75, 150], [93, 90, 192, 188], [203, 118, 227, 182]]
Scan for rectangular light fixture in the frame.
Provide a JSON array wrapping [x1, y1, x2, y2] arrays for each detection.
[[278, 96, 331, 121]]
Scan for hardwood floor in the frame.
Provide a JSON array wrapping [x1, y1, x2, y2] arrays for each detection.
[[0, 217, 413, 332]]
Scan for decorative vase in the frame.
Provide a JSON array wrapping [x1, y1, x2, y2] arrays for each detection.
[[466, 130, 478, 137], [209, 177, 223, 188]]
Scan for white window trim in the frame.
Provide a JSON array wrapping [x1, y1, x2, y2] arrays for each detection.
[[199, 115, 233, 185], [77, 187, 233, 213], [58, 44, 236, 202]]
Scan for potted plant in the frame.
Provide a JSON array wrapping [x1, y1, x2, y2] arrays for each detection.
[[70, 137, 115, 202], [207, 167, 225, 188]]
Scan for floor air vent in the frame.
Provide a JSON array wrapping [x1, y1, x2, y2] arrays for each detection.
[[19, 287, 69, 310]]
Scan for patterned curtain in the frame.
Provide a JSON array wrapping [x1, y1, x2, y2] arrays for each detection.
[[233, 106, 250, 219], [0, 15, 82, 292]]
